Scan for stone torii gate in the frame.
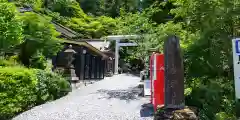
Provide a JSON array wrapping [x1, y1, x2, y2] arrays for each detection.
[[102, 35, 139, 74]]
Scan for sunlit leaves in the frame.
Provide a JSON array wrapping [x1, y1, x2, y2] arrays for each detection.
[[19, 12, 62, 67], [0, 1, 23, 52]]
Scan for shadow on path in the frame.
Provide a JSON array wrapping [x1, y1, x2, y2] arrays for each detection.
[[95, 86, 142, 102], [123, 72, 140, 77]]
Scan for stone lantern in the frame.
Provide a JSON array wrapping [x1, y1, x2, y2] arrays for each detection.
[[63, 44, 79, 88]]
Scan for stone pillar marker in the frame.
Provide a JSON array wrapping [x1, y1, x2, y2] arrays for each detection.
[[154, 36, 198, 120], [164, 35, 185, 109]]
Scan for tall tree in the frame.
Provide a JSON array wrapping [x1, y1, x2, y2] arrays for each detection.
[[0, 1, 23, 53], [77, 0, 101, 15], [78, 0, 140, 17], [142, 0, 175, 23], [46, 0, 86, 18], [19, 12, 62, 67]]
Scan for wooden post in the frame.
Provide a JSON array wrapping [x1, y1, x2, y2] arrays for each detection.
[[164, 35, 185, 109]]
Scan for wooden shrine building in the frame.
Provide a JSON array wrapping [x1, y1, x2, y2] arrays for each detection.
[[54, 40, 108, 80], [52, 22, 114, 80]]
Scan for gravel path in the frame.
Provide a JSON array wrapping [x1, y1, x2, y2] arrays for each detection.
[[13, 74, 153, 120]]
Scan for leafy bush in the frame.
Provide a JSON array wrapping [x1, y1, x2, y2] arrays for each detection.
[[215, 112, 236, 120], [0, 67, 37, 119], [185, 77, 236, 120], [0, 57, 20, 67], [0, 66, 71, 119], [35, 69, 71, 105], [29, 52, 48, 70]]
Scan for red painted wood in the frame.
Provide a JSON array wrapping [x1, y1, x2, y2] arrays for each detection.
[[154, 54, 164, 110], [150, 53, 165, 111]]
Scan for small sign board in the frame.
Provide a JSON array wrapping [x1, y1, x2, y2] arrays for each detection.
[[144, 80, 151, 96], [118, 42, 138, 47], [232, 38, 240, 99], [236, 40, 240, 55]]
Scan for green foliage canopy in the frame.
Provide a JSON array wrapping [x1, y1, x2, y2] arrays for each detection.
[[78, 0, 140, 17], [0, 1, 23, 52], [19, 12, 62, 67]]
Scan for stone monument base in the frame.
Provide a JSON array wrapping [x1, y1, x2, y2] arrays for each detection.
[[154, 106, 198, 120]]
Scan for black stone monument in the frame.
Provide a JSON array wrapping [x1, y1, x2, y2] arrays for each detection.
[[164, 35, 185, 109]]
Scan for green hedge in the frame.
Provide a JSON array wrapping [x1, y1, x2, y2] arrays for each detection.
[[0, 57, 20, 67], [0, 66, 71, 120], [35, 69, 71, 105], [0, 67, 37, 119], [185, 77, 236, 120]]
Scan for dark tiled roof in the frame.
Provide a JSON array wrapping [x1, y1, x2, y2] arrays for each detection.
[[62, 40, 108, 59], [51, 21, 80, 39]]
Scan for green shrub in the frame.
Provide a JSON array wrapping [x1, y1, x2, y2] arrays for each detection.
[[35, 69, 71, 105], [215, 112, 237, 120], [0, 66, 71, 119], [29, 53, 48, 70], [185, 77, 236, 120], [0, 67, 38, 119], [0, 57, 20, 67]]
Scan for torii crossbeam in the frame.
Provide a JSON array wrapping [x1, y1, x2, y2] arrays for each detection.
[[101, 35, 139, 74]]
